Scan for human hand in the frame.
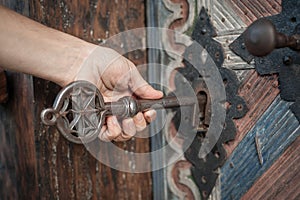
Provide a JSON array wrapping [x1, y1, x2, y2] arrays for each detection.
[[72, 46, 163, 142]]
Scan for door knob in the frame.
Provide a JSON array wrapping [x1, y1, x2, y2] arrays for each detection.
[[244, 18, 300, 56]]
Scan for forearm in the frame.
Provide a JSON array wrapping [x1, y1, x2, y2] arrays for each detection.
[[0, 5, 96, 86]]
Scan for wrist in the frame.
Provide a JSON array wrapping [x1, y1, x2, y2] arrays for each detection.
[[55, 41, 98, 86]]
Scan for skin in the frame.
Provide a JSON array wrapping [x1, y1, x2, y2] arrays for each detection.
[[0, 5, 163, 142]]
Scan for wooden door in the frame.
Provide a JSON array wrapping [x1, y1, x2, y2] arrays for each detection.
[[149, 0, 300, 199], [1, 0, 300, 200], [0, 0, 152, 199]]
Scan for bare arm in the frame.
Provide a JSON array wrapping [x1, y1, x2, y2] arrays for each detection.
[[0, 5, 163, 141], [0, 5, 95, 86]]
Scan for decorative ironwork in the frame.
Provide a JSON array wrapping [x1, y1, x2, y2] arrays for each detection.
[[173, 7, 248, 199], [229, 0, 300, 121]]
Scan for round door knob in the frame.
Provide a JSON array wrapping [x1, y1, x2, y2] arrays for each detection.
[[244, 18, 300, 57], [244, 18, 277, 56]]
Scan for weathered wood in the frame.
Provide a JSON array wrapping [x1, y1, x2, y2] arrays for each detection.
[[225, 0, 282, 26], [221, 96, 300, 199], [0, 1, 39, 199], [30, 0, 151, 199], [0, 73, 38, 199], [223, 0, 282, 156], [224, 70, 280, 156], [0, 68, 8, 103], [242, 135, 300, 200]]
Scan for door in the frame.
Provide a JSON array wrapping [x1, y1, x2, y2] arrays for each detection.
[[1, 0, 300, 200], [148, 0, 300, 199], [0, 0, 152, 199]]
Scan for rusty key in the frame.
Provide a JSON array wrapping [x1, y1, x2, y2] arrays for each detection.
[[41, 80, 197, 144]]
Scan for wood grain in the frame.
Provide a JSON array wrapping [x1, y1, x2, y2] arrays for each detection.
[[221, 96, 300, 199], [0, 1, 39, 199], [224, 70, 280, 156], [225, 0, 282, 26], [0, 73, 38, 199], [223, 0, 282, 156], [0, 68, 8, 103], [30, 0, 151, 199], [242, 135, 300, 200]]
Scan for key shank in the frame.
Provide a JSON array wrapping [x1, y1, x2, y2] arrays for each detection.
[[105, 96, 196, 118]]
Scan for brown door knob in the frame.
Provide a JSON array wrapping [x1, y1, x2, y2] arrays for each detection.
[[244, 18, 300, 57]]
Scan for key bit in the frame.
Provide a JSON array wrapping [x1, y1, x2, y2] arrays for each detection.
[[40, 80, 197, 144]]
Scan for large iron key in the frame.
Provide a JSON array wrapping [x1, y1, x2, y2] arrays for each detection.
[[40, 80, 197, 144]]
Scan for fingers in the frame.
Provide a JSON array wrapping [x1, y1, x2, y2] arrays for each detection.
[[122, 118, 136, 138], [98, 116, 122, 141], [144, 110, 157, 123], [133, 112, 147, 131], [98, 113, 149, 142]]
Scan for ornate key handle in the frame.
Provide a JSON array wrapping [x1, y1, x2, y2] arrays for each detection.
[[41, 80, 197, 144], [41, 81, 106, 144]]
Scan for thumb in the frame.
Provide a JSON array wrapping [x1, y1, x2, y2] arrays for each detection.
[[128, 64, 163, 99], [134, 84, 164, 99]]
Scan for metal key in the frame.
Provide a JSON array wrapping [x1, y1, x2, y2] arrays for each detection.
[[41, 80, 197, 144]]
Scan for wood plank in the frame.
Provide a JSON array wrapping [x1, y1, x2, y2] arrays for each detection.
[[0, 73, 38, 199], [220, 96, 300, 199], [224, 70, 280, 156], [225, 0, 282, 25], [0, 105, 18, 200], [0, 1, 38, 199], [10, 74, 38, 200], [0, 68, 8, 103], [241, 136, 300, 200], [30, 0, 151, 199], [222, 0, 282, 156]]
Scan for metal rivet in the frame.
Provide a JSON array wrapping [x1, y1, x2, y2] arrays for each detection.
[[241, 42, 245, 49], [283, 56, 292, 65], [201, 176, 207, 184]]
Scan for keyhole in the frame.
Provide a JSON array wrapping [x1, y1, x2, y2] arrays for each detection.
[[197, 91, 208, 131]]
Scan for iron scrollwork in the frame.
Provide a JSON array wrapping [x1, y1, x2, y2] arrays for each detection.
[[173, 7, 248, 199]]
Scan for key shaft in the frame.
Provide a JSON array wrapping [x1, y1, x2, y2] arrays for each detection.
[[104, 96, 196, 118]]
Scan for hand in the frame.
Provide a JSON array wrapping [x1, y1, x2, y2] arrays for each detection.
[[73, 46, 163, 142], [0, 6, 163, 142]]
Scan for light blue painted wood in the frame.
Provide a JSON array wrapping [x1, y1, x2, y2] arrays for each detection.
[[220, 96, 300, 200]]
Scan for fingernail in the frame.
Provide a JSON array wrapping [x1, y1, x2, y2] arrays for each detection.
[[145, 110, 156, 122], [136, 112, 143, 121]]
